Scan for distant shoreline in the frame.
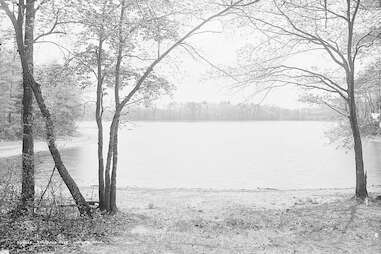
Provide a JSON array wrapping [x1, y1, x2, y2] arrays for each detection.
[[81, 185, 381, 196], [81, 119, 338, 123]]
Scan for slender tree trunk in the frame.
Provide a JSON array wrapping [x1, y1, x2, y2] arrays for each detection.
[[96, 105, 105, 210], [347, 62, 368, 199], [104, 122, 114, 212], [20, 0, 34, 213], [348, 89, 368, 199], [110, 118, 119, 214], [96, 38, 105, 210]]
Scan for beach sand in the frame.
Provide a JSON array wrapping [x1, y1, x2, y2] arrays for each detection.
[[57, 186, 381, 254]]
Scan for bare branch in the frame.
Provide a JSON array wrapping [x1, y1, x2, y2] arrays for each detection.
[[0, 0, 17, 27], [33, 10, 64, 42], [118, 0, 261, 112], [321, 100, 349, 117]]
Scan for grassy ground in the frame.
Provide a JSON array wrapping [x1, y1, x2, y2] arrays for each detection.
[[53, 187, 381, 254]]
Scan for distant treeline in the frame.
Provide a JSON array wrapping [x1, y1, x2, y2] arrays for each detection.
[[83, 102, 338, 121]]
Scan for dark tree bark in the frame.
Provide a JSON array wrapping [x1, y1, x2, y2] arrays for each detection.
[[104, 114, 119, 213], [104, 123, 114, 212], [104, 116, 119, 213], [20, 0, 35, 213], [110, 120, 119, 213], [348, 81, 368, 199]]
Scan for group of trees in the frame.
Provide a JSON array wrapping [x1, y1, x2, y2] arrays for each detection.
[[0, 0, 379, 216]]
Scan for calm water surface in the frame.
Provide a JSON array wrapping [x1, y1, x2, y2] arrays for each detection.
[[33, 121, 381, 190]]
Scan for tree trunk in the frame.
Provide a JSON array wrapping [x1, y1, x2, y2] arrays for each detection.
[[96, 38, 105, 210], [104, 114, 120, 213], [96, 99, 105, 210], [104, 121, 115, 212], [110, 118, 119, 214], [20, 0, 35, 212], [348, 97, 368, 199], [96, 110, 105, 210], [347, 75, 368, 199]]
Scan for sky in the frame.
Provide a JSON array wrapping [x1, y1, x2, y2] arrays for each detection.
[[3, 0, 377, 110], [2, 0, 356, 111], [32, 18, 305, 109]]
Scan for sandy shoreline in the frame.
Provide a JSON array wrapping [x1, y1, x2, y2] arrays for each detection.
[[0, 135, 91, 158], [81, 186, 381, 210], [0, 123, 95, 158], [54, 186, 381, 254]]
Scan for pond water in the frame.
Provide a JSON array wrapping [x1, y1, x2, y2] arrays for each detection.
[[29, 121, 381, 190]]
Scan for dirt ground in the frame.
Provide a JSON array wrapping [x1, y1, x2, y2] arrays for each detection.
[[55, 187, 381, 254]]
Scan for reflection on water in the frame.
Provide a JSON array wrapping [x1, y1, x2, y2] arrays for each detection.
[[33, 121, 380, 190]]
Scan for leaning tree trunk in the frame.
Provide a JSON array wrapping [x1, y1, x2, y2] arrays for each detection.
[[348, 85, 368, 199], [20, 0, 35, 212], [23, 70, 92, 216]]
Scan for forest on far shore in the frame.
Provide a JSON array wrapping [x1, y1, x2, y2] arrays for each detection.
[[84, 102, 339, 122]]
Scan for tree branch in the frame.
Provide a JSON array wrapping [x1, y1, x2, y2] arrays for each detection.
[[117, 0, 261, 112]]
